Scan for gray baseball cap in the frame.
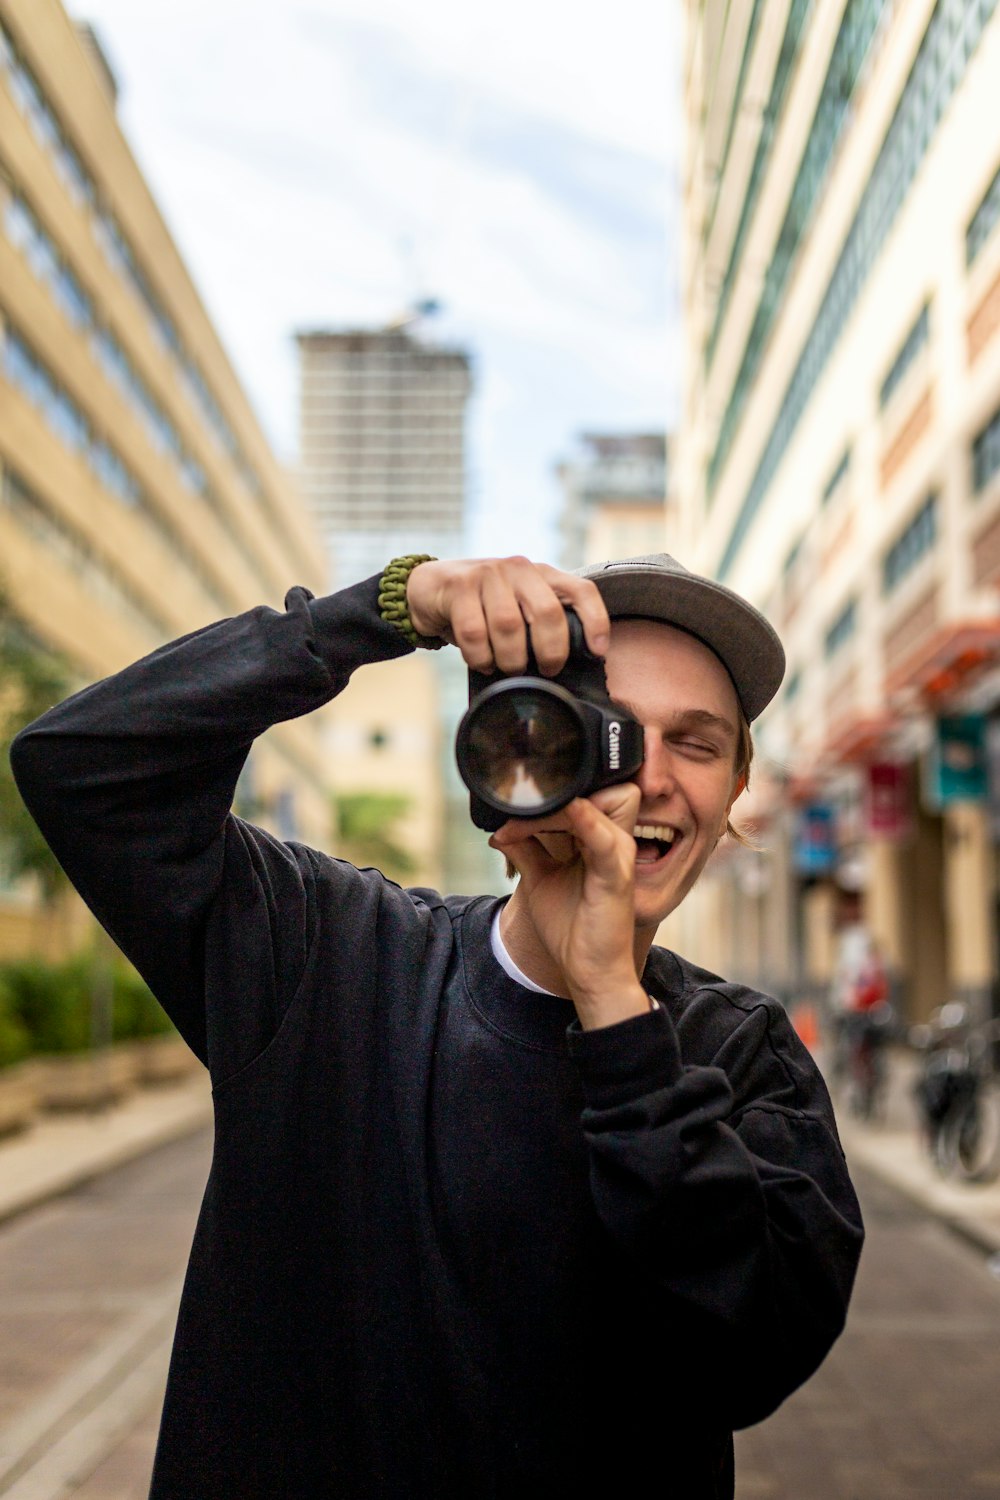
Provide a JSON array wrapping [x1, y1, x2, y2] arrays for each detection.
[[576, 553, 785, 723]]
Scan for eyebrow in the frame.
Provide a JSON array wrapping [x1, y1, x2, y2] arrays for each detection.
[[616, 701, 738, 743]]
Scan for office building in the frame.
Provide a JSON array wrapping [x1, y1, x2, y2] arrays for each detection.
[[0, 0, 331, 955], [296, 325, 471, 587], [676, 0, 1000, 1022], [295, 322, 504, 893]]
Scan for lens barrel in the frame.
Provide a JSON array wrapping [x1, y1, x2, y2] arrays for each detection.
[[455, 679, 593, 820]]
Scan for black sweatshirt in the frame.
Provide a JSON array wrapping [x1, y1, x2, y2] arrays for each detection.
[[10, 574, 864, 1500]]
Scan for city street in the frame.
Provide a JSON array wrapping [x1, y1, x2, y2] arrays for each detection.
[[1, 1127, 1000, 1497]]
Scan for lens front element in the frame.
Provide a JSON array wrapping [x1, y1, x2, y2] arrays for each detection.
[[460, 684, 585, 816]]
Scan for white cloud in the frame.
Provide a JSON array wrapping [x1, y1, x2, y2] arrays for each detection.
[[75, 0, 678, 559]]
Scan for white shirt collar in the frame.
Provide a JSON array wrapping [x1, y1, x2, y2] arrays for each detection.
[[490, 907, 559, 996]]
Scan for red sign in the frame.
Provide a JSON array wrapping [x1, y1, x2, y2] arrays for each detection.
[[865, 762, 912, 840]]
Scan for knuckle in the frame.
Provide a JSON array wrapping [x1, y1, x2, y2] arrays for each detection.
[[534, 597, 567, 626], [491, 610, 524, 637]]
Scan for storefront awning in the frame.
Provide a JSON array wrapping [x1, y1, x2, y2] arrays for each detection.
[[821, 712, 896, 765], [885, 619, 1000, 701]]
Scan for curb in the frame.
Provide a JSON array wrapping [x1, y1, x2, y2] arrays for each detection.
[[838, 1119, 1000, 1258], [0, 1072, 213, 1228]]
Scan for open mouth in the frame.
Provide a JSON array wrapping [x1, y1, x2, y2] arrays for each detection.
[[633, 823, 679, 867]]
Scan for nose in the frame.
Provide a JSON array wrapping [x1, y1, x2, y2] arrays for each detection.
[[636, 728, 677, 802]]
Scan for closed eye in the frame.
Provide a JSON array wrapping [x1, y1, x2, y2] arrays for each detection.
[[672, 737, 721, 757]]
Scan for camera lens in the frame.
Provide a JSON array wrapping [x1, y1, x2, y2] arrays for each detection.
[[461, 686, 585, 815]]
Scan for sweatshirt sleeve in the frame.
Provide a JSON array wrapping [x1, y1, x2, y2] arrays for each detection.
[[9, 574, 413, 1072], [566, 992, 864, 1429]]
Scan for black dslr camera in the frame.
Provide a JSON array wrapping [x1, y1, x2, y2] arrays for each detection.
[[455, 610, 644, 832]]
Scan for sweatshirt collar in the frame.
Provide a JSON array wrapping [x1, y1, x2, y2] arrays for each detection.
[[458, 897, 578, 1054]]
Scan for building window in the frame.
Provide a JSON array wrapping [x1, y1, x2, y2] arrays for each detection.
[[3, 325, 228, 609], [972, 405, 1000, 492], [5, 191, 93, 328], [0, 20, 94, 210], [4, 329, 88, 452], [825, 598, 857, 658], [2, 468, 169, 643], [822, 447, 852, 505], [783, 535, 804, 577], [706, 0, 821, 370], [966, 160, 1000, 267], [719, 0, 998, 579], [882, 493, 938, 594], [707, 0, 890, 469], [879, 303, 930, 409], [0, 18, 276, 535], [702, 0, 768, 251]]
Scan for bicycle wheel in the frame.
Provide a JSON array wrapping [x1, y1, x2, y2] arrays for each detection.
[[940, 1081, 1000, 1184]]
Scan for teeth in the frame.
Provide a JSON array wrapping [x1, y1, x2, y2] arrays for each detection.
[[633, 824, 676, 843]]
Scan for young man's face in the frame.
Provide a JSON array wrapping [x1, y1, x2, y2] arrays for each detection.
[[603, 618, 746, 934]]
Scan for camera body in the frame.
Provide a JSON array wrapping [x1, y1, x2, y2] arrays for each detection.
[[455, 610, 644, 832]]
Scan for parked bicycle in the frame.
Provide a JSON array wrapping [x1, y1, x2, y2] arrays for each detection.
[[911, 1004, 1000, 1185], [830, 1001, 896, 1120]]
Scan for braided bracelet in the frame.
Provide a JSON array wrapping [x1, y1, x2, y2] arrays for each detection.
[[378, 555, 446, 649]]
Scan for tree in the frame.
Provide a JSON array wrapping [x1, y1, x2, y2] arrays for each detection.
[[333, 791, 417, 882]]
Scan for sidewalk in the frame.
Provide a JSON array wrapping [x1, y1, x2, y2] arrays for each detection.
[[0, 1069, 212, 1228], [3, 1045, 999, 1255], [824, 1043, 1000, 1257]]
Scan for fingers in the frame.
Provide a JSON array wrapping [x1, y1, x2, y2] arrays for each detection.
[[492, 790, 639, 885], [489, 832, 545, 885], [505, 566, 570, 676], [405, 557, 610, 674], [534, 564, 610, 658]]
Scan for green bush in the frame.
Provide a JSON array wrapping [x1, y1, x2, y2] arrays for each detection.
[[0, 976, 32, 1068], [2, 955, 91, 1053], [112, 965, 173, 1040], [0, 951, 173, 1060]]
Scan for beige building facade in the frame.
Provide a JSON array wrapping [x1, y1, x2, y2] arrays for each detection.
[[676, 0, 1000, 1022], [0, 0, 332, 955], [557, 433, 669, 570]]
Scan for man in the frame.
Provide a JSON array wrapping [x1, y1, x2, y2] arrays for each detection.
[[11, 552, 863, 1499]]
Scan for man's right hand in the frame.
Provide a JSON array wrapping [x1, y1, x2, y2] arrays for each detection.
[[405, 557, 610, 676]]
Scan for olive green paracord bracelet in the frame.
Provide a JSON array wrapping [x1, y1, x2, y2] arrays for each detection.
[[378, 555, 446, 649]]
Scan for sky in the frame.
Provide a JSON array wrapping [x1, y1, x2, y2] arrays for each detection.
[[74, 0, 678, 563]]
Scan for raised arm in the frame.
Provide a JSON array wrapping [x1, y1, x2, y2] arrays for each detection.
[[9, 575, 411, 1065]]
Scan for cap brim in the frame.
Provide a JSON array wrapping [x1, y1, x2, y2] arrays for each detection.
[[583, 567, 785, 722]]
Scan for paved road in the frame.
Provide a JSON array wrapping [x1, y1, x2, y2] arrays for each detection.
[[3, 1130, 1000, 1498], [736, 1168, 1000, 1498]]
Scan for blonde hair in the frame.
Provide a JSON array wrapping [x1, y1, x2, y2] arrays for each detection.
[[725, 711, 754, 845]]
